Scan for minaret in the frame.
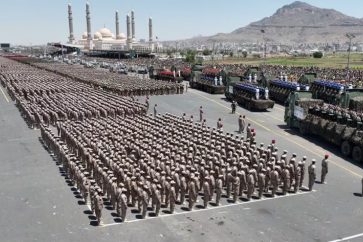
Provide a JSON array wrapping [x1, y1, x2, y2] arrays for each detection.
[[68, 4, 75, 44], [115, 11, 121, 40], [131, 10, 135, 41], [126, 14, 132, 48], [148, 17, 153, 42], [149, 17, 154, 51], [86, 2, 93, 49]]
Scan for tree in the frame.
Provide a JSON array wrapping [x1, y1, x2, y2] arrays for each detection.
[[203, 49, 212, 56], [185, 50, 196, 63], [313, 51, 323, 58], [229, 51, 234, 57], [242, 50, 248, 58]]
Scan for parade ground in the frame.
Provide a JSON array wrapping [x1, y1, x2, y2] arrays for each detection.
[[1, 83, 363, 242]]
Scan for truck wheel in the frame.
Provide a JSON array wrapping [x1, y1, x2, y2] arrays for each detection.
[[247, 103, 252, 110], [352, 146, 363, 162], [299, 124, 307, 135], [341, 141, 351, 157]]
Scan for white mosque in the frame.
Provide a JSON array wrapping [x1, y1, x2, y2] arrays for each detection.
[[67, 3, 161, 53]]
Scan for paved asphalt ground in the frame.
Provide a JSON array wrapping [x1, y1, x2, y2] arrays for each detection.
[[1, 82, 363, 242]]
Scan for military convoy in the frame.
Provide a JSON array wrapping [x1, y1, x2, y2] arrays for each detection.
[[285, 84, 363, 163]]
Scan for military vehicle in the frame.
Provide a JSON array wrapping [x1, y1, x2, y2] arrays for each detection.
[[181, 67, 192, 82], [190, 66, 226, 94], [225, 72, 274, 111], [154, 70, 183, 83], [285, 89, 363, 163], [225, 82, 274, 111], [310, 80, 345, 104], [269, 80, 309, 104]]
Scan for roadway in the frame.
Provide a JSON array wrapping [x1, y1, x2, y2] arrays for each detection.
[[0, 84, 363, 242]]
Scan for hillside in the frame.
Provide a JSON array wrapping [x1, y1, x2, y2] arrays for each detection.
[[175, 1, 363, 45]]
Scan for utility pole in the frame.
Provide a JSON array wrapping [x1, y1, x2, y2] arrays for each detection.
[[346, 33, 355, 83], [261, 29, 266, 65]]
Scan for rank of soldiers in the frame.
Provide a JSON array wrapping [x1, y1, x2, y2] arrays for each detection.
[[0, 56, 320, 226], [40, 113, 315, 225]]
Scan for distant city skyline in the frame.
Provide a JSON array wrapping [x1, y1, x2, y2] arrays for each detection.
[[1, 0, 363, 45]]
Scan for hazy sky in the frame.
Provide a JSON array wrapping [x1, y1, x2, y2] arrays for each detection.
[[0, 0, 362, 45]]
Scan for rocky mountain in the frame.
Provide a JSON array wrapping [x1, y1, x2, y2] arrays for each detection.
[[174, 1, 363, 45]]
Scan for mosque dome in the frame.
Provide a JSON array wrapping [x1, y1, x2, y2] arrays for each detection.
[[117, 33, 127, 40], [98, 28, 113, 38], [94, 32, 102, 40], [82, 32, 88, 39]]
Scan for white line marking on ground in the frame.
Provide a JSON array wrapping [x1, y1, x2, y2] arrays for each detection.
[[0, 86, 9, 103], [101, 190, 315, 227], [329, 232, 363, 242]]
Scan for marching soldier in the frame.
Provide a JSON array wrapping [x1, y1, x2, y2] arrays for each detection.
[[308, 159, 316, 191], [180, 172, 187, 205], [170, 181, 177, 214], [247, 171, 255, 200], [154, 184, 162, 216], [95, 190, 104, 226], [215, 174, 223, 206], [281, 165, 290, 195], [232, 175, 240, 203], [258, 170, 266, 199], [141, 185, 149, 219], [298, 156, 307, 188], [294, 164, 301, 193], [188, 177, 197, 211], [271, 167, 279, 197], [203, 177, 211, 208]]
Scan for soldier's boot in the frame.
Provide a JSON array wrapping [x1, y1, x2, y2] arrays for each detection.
[[155, 204, 161, 217], [226, 185, 231, 198], [233, 192, 238, 203], [121, 209, 127, 222], [258, 190, 263, 199], [188, 200, 194, 211], [271, 187, 276, 197], [151, 199, 155, 210], [84, 194, 89, 204], [116, 206, 121, 217], [142, 207, 147, 219], [203, 198, 208, 208], [180, 193, 185, 205], [170, 203, 175, 214], [216, 192, 221, 206], [309, 181, 313, 191], [321, 173, 326, 184]]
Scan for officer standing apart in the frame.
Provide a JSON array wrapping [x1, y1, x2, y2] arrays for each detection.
[[154, 104, 158, 117], [231, 101, 236, 114], [238, 115, 246, 134], [199, 106, 204, 122], [321, 154, 329, 184]]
